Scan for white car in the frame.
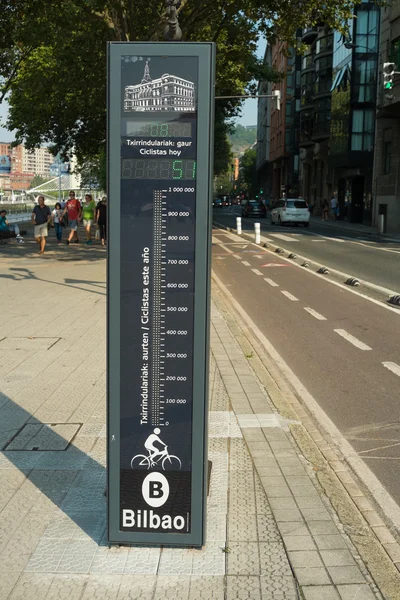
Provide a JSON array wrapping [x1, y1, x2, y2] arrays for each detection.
[[270, 198, 310, 227]]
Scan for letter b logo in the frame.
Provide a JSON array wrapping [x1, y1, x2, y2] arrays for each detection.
[[142, 473, 169, 508]]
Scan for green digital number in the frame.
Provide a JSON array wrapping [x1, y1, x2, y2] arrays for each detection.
[[172, 160, 183, 179]]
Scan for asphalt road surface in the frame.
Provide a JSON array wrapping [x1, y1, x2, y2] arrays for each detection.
[[212, 225, 400, 523], [213, 207, 400, 292]]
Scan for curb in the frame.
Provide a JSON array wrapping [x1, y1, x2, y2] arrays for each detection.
[[213, 220, 400, 306]]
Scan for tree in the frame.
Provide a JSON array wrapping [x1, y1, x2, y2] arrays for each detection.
[[240, 148, 257, 197], [30, 174, 50, 188], [0, 0, 360, 177]]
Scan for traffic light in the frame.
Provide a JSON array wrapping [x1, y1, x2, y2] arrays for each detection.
[[383, 63, 395, 90]]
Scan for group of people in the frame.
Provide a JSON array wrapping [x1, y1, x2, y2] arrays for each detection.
[[31, 191, 107, 255], [322, 196, 340, 221]]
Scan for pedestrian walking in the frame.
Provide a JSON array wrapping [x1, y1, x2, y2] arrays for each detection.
[[62, 190, 82, 245], [32, 196, 51, 255], [330, 195, 339, 220], [52, 202, 63, 243], [82, 194, 96, 244], [322, 199, 329, 221], [96, 196, 107, 247]]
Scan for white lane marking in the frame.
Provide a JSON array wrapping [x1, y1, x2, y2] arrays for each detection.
[[311, 232, 346, 243], [241, 261, 251, 267], [270, 233, 299, 242], [281, 291, 299, 302], [382, 362, 400, 377], [304, 307, 327, 321], [251, 269, 263, 276], [213, 222, 400, 314], [233, 254, 241, 259], [212, 270, 400, 531], [264, 278, 279, 287], [334, 329, 372, 351], [254, 255, 263, 259], [311, 239, 326, 243], [212, 235, 221, 244]]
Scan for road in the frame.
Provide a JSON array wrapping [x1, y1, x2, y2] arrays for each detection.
[[213, 207, 400, 292], [212, 223, 400, 526]]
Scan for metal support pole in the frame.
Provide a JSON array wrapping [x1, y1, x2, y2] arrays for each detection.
[[236, 216, 242, 235], [58, 159, 62, 204], [254, 222, 261, 244]]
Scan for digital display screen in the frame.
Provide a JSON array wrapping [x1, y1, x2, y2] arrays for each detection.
[[126, 122, 192, 138], [121, 158, 196, 180]]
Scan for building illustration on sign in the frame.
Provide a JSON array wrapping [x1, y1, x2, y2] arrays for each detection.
[[124, 60, 195, 113]]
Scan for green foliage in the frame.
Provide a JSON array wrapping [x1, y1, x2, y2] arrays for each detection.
[[240, 147, 257, 197], [0, 0, 362, 180], [30, 174, 50, 188], [228, 124, 257, 154], [214, 171, 233, 196]]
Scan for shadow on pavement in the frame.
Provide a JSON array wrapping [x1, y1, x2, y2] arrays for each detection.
[[0, 388, 107, 544], [0, 267, 106, 296]]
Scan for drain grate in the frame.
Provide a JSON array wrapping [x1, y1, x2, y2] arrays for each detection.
[[3, 423, 82, 451]]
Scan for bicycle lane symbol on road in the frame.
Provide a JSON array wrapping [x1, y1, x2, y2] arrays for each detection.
[[131, 427, 182, 471]]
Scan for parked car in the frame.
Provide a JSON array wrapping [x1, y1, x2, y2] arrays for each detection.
[[242, 200, 267, 218], [270, 198, 310, 226], [213, 198, 223, 208]]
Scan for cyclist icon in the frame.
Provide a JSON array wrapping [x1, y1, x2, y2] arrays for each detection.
[[131, 428, 182, 471]]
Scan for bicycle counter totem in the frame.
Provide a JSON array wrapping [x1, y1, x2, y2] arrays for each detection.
[[107, 42, 215, 546]]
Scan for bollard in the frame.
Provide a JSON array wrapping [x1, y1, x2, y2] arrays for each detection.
[[254, 222, 261, 244], [236, 216, 242, 235]]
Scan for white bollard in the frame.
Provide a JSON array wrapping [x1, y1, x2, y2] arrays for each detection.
[[236, 216, 242, 235], [254, 222, 261, 244]]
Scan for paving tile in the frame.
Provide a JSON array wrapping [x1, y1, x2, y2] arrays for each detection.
[[308, 521, 340, 536], [313, 535, 348, 550], [227, 575, 261, 600], [293, 567, 331, 586], [282, 535, 316, 551], [117, 574, 156, 599], [269, 497, 298, 511], [337, 584, 376, 600], [124, 547, 161, 574], [260, 574, 298, 599], [277, 522, 310, 537], [45, 574, 88, 599], [158, 543, 225, 576], [288, 550, 324, 568], [80, 574, 122, 600], [327, 566, 366, 585], [320, 550, 356, 567], [25, 539, 69, 572], [57, 540, 98, 573], [273, 509, 303, 522], [8, 573, 55, 600], [227, 542, 260, 575], [302, 586, 340, 600], [228, 512, 258, 542]]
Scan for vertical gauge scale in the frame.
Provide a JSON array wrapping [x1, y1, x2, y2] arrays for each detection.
[[108, 43, 215, 547]]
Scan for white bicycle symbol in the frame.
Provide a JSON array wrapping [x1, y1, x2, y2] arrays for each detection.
[[131, 446, 182, 471]]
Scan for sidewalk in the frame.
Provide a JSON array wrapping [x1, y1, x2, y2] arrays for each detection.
[[0, 234, 399, 599], [310, 216, 400, 241]]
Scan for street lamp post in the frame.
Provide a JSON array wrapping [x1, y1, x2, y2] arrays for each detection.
[[164, 0, 182, 41]]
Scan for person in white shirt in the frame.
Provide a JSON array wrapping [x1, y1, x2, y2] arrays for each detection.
[[52, 202, 63, 243], [330, 196, 339, 220]]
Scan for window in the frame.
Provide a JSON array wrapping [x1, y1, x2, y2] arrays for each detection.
[[351, 109, 374, 151], [391, 38, 400, 69], [383, 129, 392, 174], [354, 60, 376, 102]]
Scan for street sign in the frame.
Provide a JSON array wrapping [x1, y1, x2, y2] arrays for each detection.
[[107, 42, 215, 546]]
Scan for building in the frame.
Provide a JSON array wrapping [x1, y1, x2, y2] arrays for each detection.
[[268, 40, 301, 200], [299, 26, 334, 209], [22, 147, 54, 177], [256, 45, 273, 198], [372, 2, 400, 233], [124, 60, 195, 113]]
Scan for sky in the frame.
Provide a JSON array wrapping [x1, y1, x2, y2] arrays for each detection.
[[0, 37, 267, 142]]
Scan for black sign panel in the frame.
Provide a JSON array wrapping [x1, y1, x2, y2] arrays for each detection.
[[108, 44, 214, 545]]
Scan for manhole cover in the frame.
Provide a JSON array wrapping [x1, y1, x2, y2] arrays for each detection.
[[4, 423, 82, 451], [0, 337, 61, 351]]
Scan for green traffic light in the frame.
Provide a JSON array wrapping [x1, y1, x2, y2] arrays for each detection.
[[384, 82, 393, 89]]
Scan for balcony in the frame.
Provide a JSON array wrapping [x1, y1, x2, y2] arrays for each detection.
[[302, 27, 318, 44]]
